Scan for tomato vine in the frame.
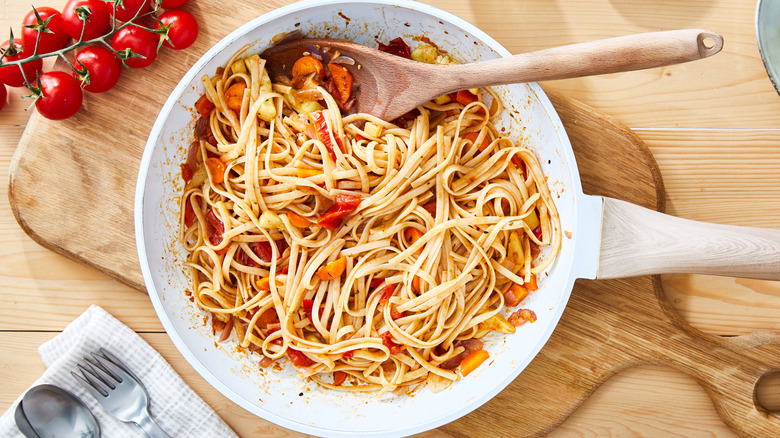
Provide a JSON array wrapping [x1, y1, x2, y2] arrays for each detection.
[[0, 0, 198, 120]]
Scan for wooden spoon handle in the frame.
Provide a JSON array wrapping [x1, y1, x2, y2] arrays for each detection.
[[597, 197, 780, 280], [445, 29, 722, 91]]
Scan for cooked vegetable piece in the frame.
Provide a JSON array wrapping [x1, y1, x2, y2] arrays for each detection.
[[525, 274, 538, 291], [404, 227, 424, 255], [377, 37, 411, 58], [363, 121, 383, 138], [204, 157, 226, 184], [287, 348, 314, 367], [259, 210, 283, 229], [382, 332, 405, 354], [327, 63, 353, 105], [525, 210, 540, 230], [410, 43, 438, 64], [297, 168, 323, 178], [462, 131, 489, 151], [479, 314, 515, 334], [256, 277, 271, 290], [504, 283, 529, 307], [291, 55, 324, 84], [225, 81, 247, 112], [508, 308, 537, 326], [287, 211, 311, 228], [317, 256, 347, 280], [460, 349, 490, 376], [508, 231, 523, 265], [317, 194, 362, 230], [333, 370, 347, 386]]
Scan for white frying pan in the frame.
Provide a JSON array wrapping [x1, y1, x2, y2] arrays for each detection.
[[134, 0, 780, 436]]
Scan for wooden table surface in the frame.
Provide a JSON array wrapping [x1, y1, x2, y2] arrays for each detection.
[[1, 0, 779, 436]]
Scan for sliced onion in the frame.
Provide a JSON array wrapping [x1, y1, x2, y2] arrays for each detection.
[[217, 317, 234, 342], [330, 55, 356, 66]]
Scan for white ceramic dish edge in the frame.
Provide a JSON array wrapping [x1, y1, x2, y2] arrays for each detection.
[[134, 0, 603, 436]]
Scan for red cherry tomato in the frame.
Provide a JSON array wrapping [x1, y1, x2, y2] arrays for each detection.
[[0, 83, 7, 111], [160, 0, 190, 8], [21, 7, 70, 54], [0, 40, 44, 87], [61, 0, 111, 41], [34, 71, 83, 120], [73, 46, 120, 92], [156, 9, 198, 50], [104, 0, 151, 22], [110, 25, 158, 68]]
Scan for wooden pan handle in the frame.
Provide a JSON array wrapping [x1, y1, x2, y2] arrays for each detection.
[[449, 29, 723, 90], [597, 197, 780, 280]]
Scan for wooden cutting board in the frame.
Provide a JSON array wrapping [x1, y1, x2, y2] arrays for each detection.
[[8, 2, 780, 436]]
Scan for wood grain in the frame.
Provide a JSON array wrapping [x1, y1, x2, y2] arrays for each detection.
[[2, 0, 779, 436], [598, 197, 780, 279]]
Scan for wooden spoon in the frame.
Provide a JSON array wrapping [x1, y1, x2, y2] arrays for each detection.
[[262, 29, 723, 121]]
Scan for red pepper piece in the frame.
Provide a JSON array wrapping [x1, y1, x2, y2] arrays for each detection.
[[287, 347, 314, 367], [377, 37, 411, 58], [382, 332, 404, 355], [181, 140, 199, 183], [316, 194, 362, 230]]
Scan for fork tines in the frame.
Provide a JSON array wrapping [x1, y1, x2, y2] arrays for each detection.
[[71, 348, 129, 397]]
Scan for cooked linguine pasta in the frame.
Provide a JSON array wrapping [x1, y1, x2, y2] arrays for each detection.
[[179, 39, 561, 395]]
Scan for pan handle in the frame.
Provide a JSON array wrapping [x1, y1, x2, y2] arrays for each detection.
[[596, 197, 780, 280]]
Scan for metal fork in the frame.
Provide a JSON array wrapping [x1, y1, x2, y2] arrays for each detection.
[[71, 348, 171, 438]]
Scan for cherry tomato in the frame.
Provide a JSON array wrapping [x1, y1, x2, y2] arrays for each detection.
[[73, 46, 120, 92], [0, 83, 6, 111], [62, 0, 111, 41], [160, 0, 190, 8], [0, 40, 44, 87], [21, 7, 70, 55], [156, 9, 198, 50], [104, 0, 151, 22], [110, 25, 158, 68], [34, 71, 83, 120]]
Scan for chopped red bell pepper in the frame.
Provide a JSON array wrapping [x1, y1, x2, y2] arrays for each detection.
[[205, 209, 228, 254], [454, 90, 486, 115], [377, 37, 411, 58], [183, 196, 196, 227], [316, 194, 362, 230], [533, 226, 543, 241], [195, 93, 214, 119], [382, 332, 405, 355], [287, 347, 314, 367], [250, 239, 288, 262], [333, 370, 347, 386], [311, 111, 344, 162], [181, 140, 199, 183]]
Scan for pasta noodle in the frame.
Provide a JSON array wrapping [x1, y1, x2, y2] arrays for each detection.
[[179, 39, 562, 395]]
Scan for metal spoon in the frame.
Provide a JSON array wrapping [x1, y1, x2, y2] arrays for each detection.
[[15, 384, 100, 438], [262, 29, 723, 121]]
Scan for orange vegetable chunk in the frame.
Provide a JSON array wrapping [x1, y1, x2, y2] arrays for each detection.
[[460, 349, 489, 376], [225, 81, 247, 113], [292, 55, 324, 83], [316, 256, 347, 280], [328, 63, 353, 105], [287, 211, 311, 228], [205, 157, 226, 184]]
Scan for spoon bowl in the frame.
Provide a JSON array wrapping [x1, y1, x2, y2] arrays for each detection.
[[17, 384, 100, 438], [262, 29, 722, 121]]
